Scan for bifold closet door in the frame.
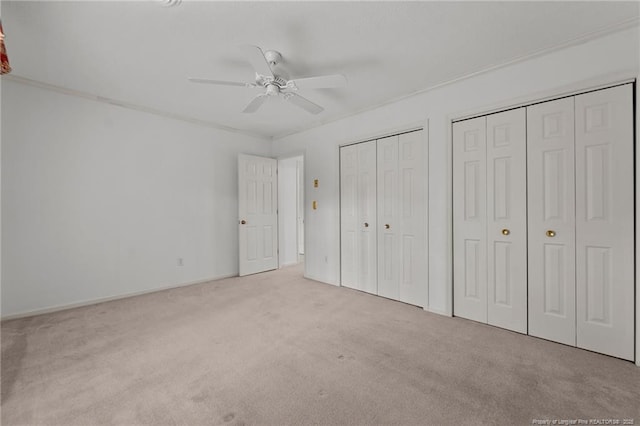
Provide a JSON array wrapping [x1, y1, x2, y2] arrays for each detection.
[[486, 109, 527, 333], [527, 97, 576, 346], [574, 85, 634, 361], [340, 141, 377, 294], [453, 116, 488, 323], [453, 110, 527, 332], [528, 85, 634, 360], [377, 130, 427, 307]]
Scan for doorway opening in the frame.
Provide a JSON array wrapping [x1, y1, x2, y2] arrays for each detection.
[[277, 155, 305, 268]]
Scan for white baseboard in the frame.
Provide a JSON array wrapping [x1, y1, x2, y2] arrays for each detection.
[[303, 274, 339, 287], [424, 306, 452, 317], [1, 273, 237, 321], [278, 261, 300, 268]]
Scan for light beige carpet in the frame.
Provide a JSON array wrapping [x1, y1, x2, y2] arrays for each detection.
[[2, 265, 639, 425]]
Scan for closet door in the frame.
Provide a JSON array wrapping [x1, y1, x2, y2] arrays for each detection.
[[453, 117, 488, 323], [397, 130, 427, 306], [340, 141, 377, 293], [377, 135, 400, 301], [575, 84, 634, 361], [378, 131, 427, 306], [340, 144, 359, 289], [527, 97, 576, 346], [486, 108, 527, 333], [358, 142, 378, 294]]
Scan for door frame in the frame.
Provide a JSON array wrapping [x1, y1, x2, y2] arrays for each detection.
[[445, 73, 639, 366]]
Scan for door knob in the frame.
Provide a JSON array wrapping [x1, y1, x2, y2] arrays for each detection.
[[385, 224, 390, 229], [546, 230, 556, 237], [240, 220, 247, 225], [364, 222, 369, 228], [501, 229, 510, 236]]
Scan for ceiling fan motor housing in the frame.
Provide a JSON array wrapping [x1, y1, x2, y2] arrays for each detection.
[[263, 50, 282, 67], [256, 74, 289, 89]]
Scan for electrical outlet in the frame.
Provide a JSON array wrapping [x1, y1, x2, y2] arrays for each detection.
[[177, 258, 184, 266]]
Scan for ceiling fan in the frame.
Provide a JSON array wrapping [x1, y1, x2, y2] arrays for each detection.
[[188, 45, 347, 115]]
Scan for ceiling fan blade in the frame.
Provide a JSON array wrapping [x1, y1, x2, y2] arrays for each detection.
[[188, 78, 257, 88], [242, 94, 269, 113], [238, 45, 274, 79], [284, 93, 324, 115], [288, 74, 347, 90]]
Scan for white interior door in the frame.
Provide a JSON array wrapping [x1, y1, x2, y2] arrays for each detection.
[[527, 97, 576, 346], [238, 154, 278, 276], [340, 141, 377, 293], [377, 135, 400, 301], [397, 130, 427, 306], [453, 116, 488, 323], [358, 141, 378, 294], [486, 108, 527, 333], [340, 144, 359, 289], [575, 84, 634, 361]]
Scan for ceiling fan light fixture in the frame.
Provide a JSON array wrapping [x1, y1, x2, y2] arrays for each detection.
[[265, 84, 280, 97]]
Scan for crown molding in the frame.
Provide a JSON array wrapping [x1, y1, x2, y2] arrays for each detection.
[[272, 16, 640, 141], [1, 74, 270, 142]]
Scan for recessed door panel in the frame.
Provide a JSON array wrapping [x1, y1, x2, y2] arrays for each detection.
[[486, 108, 527, 334], [527, 97, 576, 346], [543, 243, 567, 316], [454, 117, 488, 323], [464, 239, 481, 299], [575, 84, 634, 361]]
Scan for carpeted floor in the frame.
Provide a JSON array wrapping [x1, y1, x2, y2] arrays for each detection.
[[2, 264, 639, 425]]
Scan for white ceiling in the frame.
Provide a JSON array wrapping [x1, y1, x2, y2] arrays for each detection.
[[2, 1, 639, 140]]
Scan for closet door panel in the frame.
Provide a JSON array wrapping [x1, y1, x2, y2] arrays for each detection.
[[340, 144, 359, 290], [527, 97, 576, 346], [377, 135, 400, 301], [398, 130, 427, 307], [453, 117, 488, 323], [575, 84, 634, 361], [486, 108, 527, 334], [358, 141, 378, 295]]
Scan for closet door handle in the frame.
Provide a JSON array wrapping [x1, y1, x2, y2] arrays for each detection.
[[385, 224, 390, 229], [546, 230, 556, 237], [240, 220, 247, 225], [501, 229, 510, 236], [364, 222, 369, 228]]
